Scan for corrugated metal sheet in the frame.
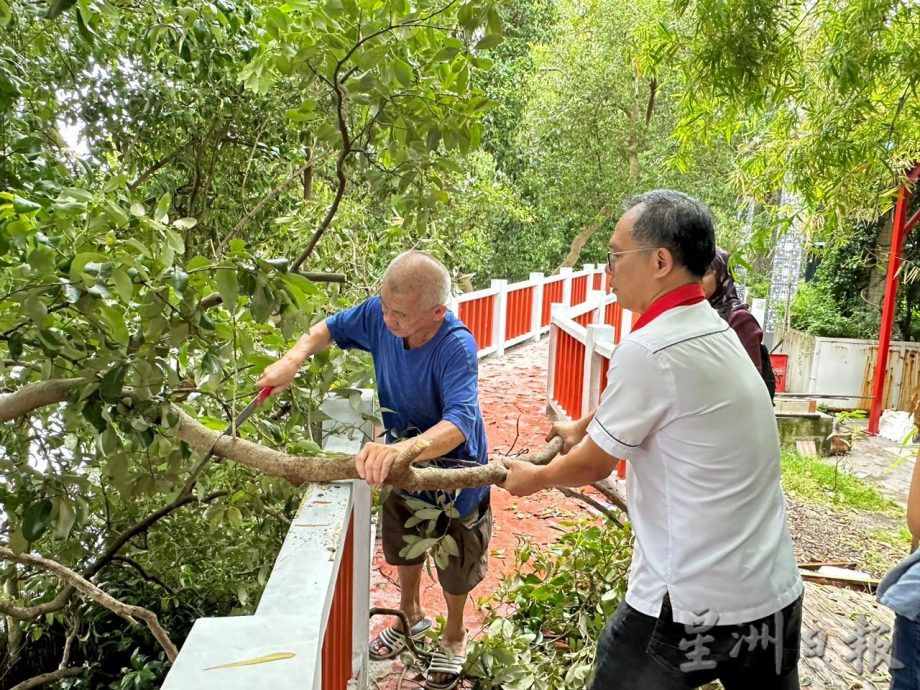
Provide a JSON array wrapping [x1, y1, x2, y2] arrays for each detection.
[[777, 328, 920, 411]]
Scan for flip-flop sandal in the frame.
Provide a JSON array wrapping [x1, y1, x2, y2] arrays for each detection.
[[425, 647, 466, 690], [369, 618, 432, 661]]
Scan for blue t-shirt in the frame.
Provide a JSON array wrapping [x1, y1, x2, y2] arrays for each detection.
[[326, 296, 489, 516]]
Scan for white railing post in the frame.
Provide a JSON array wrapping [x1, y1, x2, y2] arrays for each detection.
[[448, 292, 460, 316], [351, 480, 371, 686], [491, 279, 508, 358], [546, 304, 564, 417], [530, 272, 544, 343], [586, 289, 604, 324], [560, 267, 573, 307], [583, 324, 616, 415]]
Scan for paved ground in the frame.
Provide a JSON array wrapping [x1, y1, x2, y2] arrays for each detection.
[[828, 420, 916, 506]]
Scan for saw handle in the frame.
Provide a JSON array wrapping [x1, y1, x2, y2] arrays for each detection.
[[255, 386, 274, 405]]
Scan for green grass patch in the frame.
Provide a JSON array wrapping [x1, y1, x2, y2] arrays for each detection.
[[780, 449, 905, 515]]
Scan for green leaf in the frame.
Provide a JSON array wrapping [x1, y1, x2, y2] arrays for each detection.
[[215, 268, 239, 308], [53, 497, 77, 539], [400, 536, 437, 560], [81, 399, 107, 433], [111, 269, 134, 302], [22, 499, 52, 542], [105, 454, 128, 486], [129, 202, 145, 217], [9, 528, 28, 555], [103, 200, 130, 227], [173, 217, 197, 230], [172, 269, 189, 293], [394, 60, 413, 87], [441, 534, 459, 557], [250, 284, 271, 323], [154, 192, 171, 222], [68, 251, 109, 282], [475, 34, 503, 51], [101, 174, 129, 193], [27, 246, 56, 275], [227, 507, 243, 529], [100, 363, 127, 402], [100, 305, 129, 346], [11, 195, 41, 213], [0, 0, 12, 27], [62, 187, 93, 203], [264, 257, 288, 272], [24, 295, 47, 326]]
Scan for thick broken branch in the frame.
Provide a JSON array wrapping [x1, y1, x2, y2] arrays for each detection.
[[175, 409, 559, 491], [0, 378, 85, 423], [0, 547, 178, 661]]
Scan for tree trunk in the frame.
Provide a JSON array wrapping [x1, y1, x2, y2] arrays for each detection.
[[866, 213, 895, 311], [4, 576, 22, 657], [558, 207, 615, 270]]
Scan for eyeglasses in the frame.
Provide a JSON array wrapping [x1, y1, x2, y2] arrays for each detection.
[[606, 247, 653, 271]]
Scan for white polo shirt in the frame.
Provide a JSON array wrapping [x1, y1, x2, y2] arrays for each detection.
[[587, 299, 803, 625]]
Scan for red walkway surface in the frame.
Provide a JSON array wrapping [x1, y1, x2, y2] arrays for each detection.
[[368, 339, 598, 688]]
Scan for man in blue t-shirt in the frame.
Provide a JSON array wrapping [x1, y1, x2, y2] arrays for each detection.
[[259, 250, 489, 689]]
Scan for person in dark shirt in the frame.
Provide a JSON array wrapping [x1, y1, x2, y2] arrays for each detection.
[[702, 247, 764, 369]]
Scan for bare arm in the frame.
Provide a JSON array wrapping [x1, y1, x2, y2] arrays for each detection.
[[502, 436, 618, 496], [257, 320, 334, 392], [909, 449, 920, 551]]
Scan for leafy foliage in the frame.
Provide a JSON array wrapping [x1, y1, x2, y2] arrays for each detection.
[[656, 0, 920, 238], [467, 519, 632, 689]]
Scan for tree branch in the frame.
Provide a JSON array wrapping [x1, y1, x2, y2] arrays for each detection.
[[129, 147, 184, 191], [0, 547, 178, 661], [556, 487, 622, 527], [0, 587, 74, 622], [215, 150, 334, 256], [0, 378, 85, 423], [591, 477, 628, 515], [645, 78, 658, 126], [10, 667, 84, 690], [110, 556, 177, 596], [83, 490, 228, 581]]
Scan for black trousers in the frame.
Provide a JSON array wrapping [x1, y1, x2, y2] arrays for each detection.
[[588, 594, 803, 689]]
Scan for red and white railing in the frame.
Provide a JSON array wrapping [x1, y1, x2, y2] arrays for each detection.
[[453, 264, 612, 358], [546, 291, 636, 480]]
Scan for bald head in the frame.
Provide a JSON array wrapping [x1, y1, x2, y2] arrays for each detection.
[[382, 250, 451, 310]]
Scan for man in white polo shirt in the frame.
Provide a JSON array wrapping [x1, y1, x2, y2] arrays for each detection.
[[502, 190, 803, 689]]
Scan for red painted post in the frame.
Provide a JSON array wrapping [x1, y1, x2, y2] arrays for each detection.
[[321, 513, 354, 688], [869, 164, 920, 434]]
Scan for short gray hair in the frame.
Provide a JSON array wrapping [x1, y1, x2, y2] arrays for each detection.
[[382, 250, 452, 310], [622, 189, 716, 278]]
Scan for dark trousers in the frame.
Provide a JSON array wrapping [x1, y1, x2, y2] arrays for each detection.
[[589, 595, 803, 690], [891, 614, 920, 690]]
